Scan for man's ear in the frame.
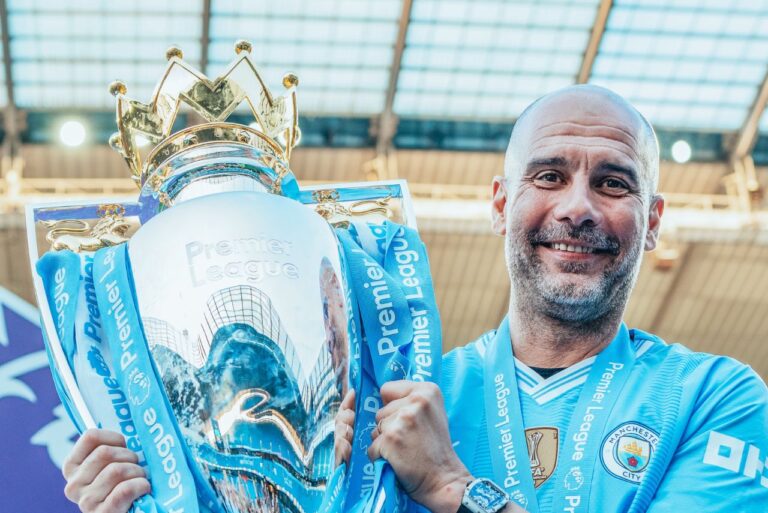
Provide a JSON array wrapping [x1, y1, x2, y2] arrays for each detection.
[[491, 176, 508, 236], [645, 194, 665, 251]]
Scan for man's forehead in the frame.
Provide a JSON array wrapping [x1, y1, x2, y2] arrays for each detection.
[[506, 85, 660, 191], [517, 89, 645, 144]]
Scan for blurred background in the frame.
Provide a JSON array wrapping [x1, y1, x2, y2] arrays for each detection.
[[0, 0, 766, 373]]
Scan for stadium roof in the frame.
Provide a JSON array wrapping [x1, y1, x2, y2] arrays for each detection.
[[2, 0, 768, 162]]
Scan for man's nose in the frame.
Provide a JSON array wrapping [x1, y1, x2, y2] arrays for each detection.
[[552, 180, 604, 228]]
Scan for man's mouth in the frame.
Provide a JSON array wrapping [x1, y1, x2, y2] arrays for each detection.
[[544, 242, 597, 254], [539, 242, 616, 255]]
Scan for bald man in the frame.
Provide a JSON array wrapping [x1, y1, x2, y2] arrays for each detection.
[[363, 85, 768, 513], [62, 86, 768, 513]]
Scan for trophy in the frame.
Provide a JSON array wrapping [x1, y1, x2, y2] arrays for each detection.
[[27, 40, 438, 513]]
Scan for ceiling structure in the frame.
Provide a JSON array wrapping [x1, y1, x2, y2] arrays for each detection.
[[0, 0, 766, 377]]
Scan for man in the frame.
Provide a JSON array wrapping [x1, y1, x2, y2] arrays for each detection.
[[62, 85, 768, 512]]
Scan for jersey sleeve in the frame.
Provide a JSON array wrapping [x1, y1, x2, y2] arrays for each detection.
[[645, 359, 768, 510]]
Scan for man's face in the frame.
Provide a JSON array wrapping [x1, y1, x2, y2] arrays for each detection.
[[492, 91, 663, 324]]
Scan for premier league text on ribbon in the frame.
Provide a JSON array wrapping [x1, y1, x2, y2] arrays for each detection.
[[98, 248, 186, 512], [356, 229, 434, 382], [493, 372, 522, 491]]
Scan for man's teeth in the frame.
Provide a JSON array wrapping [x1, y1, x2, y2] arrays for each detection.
[[551, 243, 594, 254]]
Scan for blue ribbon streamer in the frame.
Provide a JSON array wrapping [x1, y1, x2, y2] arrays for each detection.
[[37, 251, 88, 432], [94, 245, 221, 513], [338, 221, 442, 513]]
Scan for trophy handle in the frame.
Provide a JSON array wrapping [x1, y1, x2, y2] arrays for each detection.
[[26, 203, 101, 431], [300, 179, 418, 229]]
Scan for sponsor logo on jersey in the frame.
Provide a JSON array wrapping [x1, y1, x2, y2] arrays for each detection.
[[525, 426, 559, 488], [601, 422, 659, 483], [703, 431, 768, 489]]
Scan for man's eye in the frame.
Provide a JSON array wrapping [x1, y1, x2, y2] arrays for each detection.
[[599, 178, 629, 194], [534, 171, 563, 184]]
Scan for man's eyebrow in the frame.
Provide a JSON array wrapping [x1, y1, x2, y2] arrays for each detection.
[[596, 161, 639, 183], [524, 157, 568, 172]]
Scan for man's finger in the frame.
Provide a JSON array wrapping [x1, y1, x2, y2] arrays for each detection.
[[335, 438, 352, 468], [69, 445, 139, 495], [367, 436, 383, 462], [341, 388, 355, 410], [374, 396, 409, 424], [63, 429, 126, 479], [379, 380, 420, 404], [336, 408, 355, 428], [379, 380, 442, 405], [86, 462, 146, 506], [100, 476, 151, 513]]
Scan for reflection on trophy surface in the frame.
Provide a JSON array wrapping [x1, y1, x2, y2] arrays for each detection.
[[130, 184, 350, 512], [98, 38, 358, 512]]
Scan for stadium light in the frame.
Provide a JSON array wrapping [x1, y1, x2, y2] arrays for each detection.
[[59, 120, 86, 147], [671, 140, 692, 163]]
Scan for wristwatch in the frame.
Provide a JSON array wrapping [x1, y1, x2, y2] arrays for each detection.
[[457, 478, 510, 513]]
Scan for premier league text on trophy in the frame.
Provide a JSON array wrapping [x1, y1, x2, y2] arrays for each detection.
[[185, 236, 298, 286]]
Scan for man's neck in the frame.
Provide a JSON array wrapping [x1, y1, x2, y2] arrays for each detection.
[[508, 302, 622, 369]]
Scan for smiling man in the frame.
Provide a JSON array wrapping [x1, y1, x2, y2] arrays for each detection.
[[61, 85, 768, 513], [364, 85, 768, 513]]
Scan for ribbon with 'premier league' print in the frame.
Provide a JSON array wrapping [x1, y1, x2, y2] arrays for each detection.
[[338, 220, 442, 513], [482, 318, 636, 513], [37, 251, 88, 433], [93, 244, 221, 513]]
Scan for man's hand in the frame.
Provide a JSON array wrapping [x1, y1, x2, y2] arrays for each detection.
[[334, 389, 356, 468], [62, 429, 150, 513], [367, 381, 472, 513]]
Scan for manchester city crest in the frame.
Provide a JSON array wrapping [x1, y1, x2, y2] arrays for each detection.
[[601, 422, 659, 483]]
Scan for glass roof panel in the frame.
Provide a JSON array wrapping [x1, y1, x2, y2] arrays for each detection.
[[208, 0, 402, 115], [591, 0, 768, 131], [8, 0, 203, 109], [395, 0, 601, 120]]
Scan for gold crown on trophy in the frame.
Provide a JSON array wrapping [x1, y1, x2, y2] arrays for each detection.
[[107, 39, 300, 188]]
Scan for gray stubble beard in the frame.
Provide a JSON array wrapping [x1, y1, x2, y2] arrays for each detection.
[[505, 225, 644, 329]]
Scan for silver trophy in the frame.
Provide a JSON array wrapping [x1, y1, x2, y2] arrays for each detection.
[[27, 40, 417, 512]]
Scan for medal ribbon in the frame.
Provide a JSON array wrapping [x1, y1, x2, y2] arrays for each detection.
[[483, 318, 636, 513]]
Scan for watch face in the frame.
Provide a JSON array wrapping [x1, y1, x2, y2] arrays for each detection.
[[467, 479, 509, 512]]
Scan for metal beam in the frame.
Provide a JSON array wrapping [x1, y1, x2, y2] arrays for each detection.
[[731, 66, 768, 159], [576, 0, 613, 84], [0, 0, 19, 158], [375, 0, 413, 157], [200, 0, 211, 75]]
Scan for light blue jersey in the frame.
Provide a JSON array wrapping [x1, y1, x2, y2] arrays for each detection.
[[438, 320, 768, 513]]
